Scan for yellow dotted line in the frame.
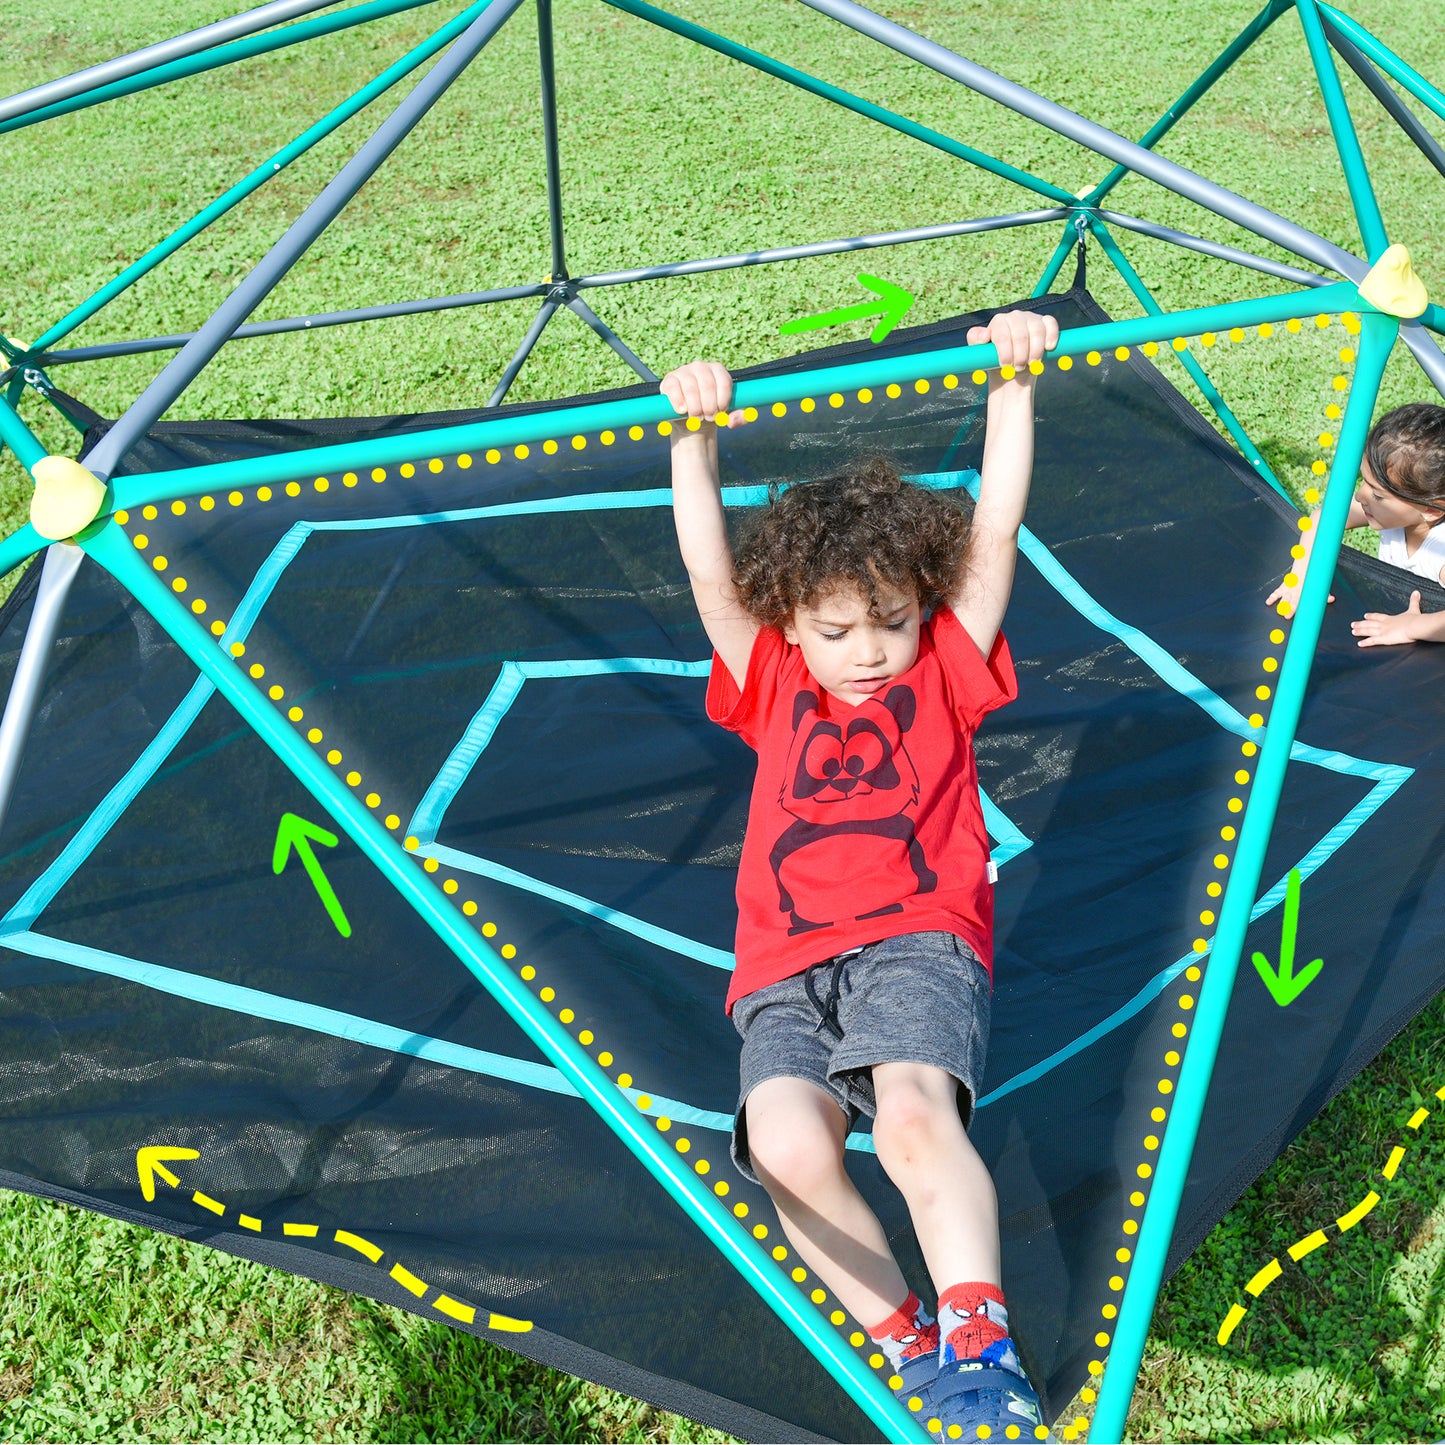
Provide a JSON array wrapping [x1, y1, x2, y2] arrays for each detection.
[[1077, 316, 1358, 1439], [110, 319, 1359, 557], [1217, 1084, 1443, 1346], [1277, 326, 1360, 606]]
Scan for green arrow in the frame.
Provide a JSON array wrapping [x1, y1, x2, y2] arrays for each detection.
[[273, 812, 352, 938], [1251, 868, 1322, 1006], [780, 272, 915, 343]]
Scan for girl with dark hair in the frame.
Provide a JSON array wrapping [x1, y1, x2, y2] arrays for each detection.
[[1268, 402, 1445, 645]]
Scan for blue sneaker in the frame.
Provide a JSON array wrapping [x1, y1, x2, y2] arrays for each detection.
[[889, 1349, 941, 1419], [929, 1340, 1051, 1442]]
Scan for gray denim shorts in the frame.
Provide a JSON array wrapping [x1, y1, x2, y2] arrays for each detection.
[[730, 931, 990, 1182]]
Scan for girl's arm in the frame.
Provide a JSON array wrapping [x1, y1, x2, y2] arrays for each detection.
[[948, 310, 1060, 657], [1264, 499, 1366, 615], [662, 361, 759, 688]]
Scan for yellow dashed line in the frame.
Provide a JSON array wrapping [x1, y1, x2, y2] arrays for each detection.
[[1336, 1190, 1379, 1232], [1244, 1258, 1281, 1296], [389, 1262, 427, 1297], [1218, 1067, 1435, 1347], [1217, 1303, 1249, 1346], [433, 1294, 476, 1324], [154, 1170, 508, 1331], [334, 1229, 384, 1263]]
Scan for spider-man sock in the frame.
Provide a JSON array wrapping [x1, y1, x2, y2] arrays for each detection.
[[937, 1281, 1020, 1372], [865, 1291, 939, 1375]]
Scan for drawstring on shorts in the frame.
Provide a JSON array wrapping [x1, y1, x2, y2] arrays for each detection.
[[804, 950, 859, 1041]]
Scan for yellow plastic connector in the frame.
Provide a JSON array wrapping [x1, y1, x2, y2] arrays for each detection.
[[1358, 243, 1428, 319], [29, 455, 107, 541]]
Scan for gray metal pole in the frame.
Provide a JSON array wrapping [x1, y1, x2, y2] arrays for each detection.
[[1095, 210, 1328, 289], [573, 210, 1069, 289], [486, 298, 561, 406], [82, 0, 527, 483], [35, 211, 1067, 370], [792, 0, 1364, 280], [1325, 20, 1445, 183], [0, 542, 86, 836], [536, 0, 568, 281], [566, 295, 657, 382], [35, 282, 551, 367], [1400, 322, 1445, 403], [0, 0, 340, 124]]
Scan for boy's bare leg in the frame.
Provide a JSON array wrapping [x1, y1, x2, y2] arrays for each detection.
[[870, 1061, 1001, 1289], [745, 1075, 910, 1326]]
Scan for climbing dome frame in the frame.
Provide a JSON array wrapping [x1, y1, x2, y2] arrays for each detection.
[[2, 1, 1445, 1440]]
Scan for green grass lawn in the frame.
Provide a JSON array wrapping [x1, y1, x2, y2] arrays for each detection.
[[2, 0, 1445, 1439]]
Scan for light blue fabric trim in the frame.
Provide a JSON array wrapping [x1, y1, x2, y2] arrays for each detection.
[[305, 482, 772, 534], [909, 470, 1413, 784], [422, 839, 739, 973], [979, 793, 1032, 868], [0, 926, 887, 1152], [0, 925, 791, 1143], [2, 677, 216, 933], [977, 768, 1410, 1107], [0, 926, 573, 1097], [412, 657, 712, 842]]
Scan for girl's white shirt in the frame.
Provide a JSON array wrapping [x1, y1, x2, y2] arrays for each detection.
[[1378, 523, 1445, 585]]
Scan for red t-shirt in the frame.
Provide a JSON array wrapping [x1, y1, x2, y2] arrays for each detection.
[[707, 605, 1017, 1012]]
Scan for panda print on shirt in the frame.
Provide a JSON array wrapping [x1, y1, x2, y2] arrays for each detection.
[[767, 684, 938, 934]]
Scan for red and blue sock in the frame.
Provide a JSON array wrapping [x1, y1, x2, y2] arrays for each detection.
[[866, 1290, 939, 1375], [937, 1281, 1020, 1373]]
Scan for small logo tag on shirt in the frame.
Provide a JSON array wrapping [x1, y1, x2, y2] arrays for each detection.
[[987, 861, 999, 885]]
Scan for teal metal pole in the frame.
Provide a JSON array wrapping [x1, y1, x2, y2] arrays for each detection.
[[0, 524, 47, 582], [1317, 3, 1445, 127], [1089, 219, 1290, 500], [77, 521, 933, 1444], [0, 0, 441, 136], [110, 279, 1363, 512], [1030, 224, 1079, 298], [599, 0, 1077, 206], [1295, 0, 1389, 261], [0, 395, 47, 472], [1089, 307, 1397, 1444], [1087, 0, 1292, 206], [30, 0, 492, 355]]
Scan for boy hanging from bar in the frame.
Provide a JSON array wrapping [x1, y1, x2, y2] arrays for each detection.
[[661, 308, 1057, 1442]]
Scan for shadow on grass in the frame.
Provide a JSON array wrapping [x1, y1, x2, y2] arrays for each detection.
[[347, 1304, 736, 1445]]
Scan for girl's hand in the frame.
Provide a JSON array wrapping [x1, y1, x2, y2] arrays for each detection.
[[660, 361, 746, 428], [1265, 577, 1333, 616], [1352, 591, 1427, 646], [966, 310, 1059, 379]]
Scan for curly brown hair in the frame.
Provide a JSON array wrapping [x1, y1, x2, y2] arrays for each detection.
[[731, 456, 970, 628]]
